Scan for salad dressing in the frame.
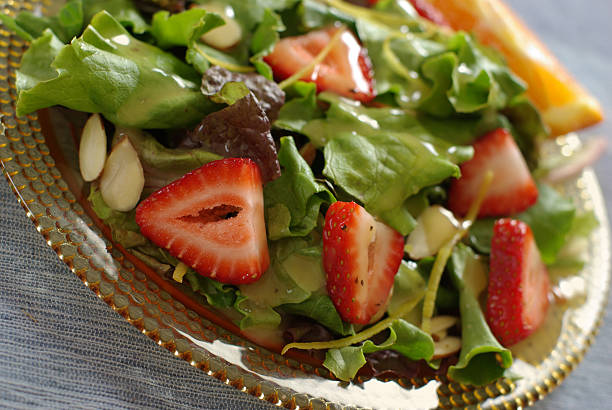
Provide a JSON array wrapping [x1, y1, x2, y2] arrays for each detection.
[[510, 299, 567, 365]]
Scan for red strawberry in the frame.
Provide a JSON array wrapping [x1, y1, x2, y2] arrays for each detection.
[[406, 0, 450, 26], [135, 158, 269, 285], [447, 128, 538, 217], [323, 202, 404, 324], [486, 219, 550, 346], [264, 26, 375, 102], [366, 0, 450, 27]]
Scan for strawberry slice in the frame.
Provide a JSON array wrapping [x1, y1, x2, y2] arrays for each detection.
[[366, 0, 450, 27], [447, 128, 538, 217], [135, 158, 269, 285], [486, 219, 550, 346], [323, 202, 404, 324], [264, 26, 375, 102], [406, 0, 450, 26]]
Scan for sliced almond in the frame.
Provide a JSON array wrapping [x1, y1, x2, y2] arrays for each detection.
[[405, 205, 460, 259], [430, 315, 458, 334], [433, 336, 462, 359], [99, 136, 144, 212], [431, 316, 458, 342], [79, 113, 107, 182], [199, 2, 242, 49], [431, 329, 447, 342]]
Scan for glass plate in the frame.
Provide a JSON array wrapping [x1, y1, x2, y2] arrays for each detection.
[[1, 1, 610, 408]]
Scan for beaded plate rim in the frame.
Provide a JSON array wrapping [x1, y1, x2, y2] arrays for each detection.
[[1, 1, 610, 408]]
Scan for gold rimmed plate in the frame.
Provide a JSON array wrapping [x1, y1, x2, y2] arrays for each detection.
[[0, 1, 610, 408]]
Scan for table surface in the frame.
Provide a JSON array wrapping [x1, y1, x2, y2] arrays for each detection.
[[1, 0, 611, 409]]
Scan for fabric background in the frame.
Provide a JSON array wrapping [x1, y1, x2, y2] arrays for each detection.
[[1, 0, 611, 408]]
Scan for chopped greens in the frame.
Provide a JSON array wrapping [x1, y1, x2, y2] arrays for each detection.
[[16, 11, 214, 128], [9, 0, 593, 388], [264, 137, 335, 240], [466, 183, 576, 264], [447, 245, 513, 385], [323, 319, 434, 381]]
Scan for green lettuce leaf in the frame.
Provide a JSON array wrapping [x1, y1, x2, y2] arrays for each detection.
[[274, 81, 324, 131], [362, 320, 434, 360], [356, 15, 526, 116], [467, 183, 576, 264], [130, 248, 172, 275], [547, 210, 598, 275], [323, 346, 366, 382], [88, 184, 186, 275], [0, 0, 83, 43], [58, 0, 84, 39], [568, 210, 599, 238], [82, 0, 148, 34], [197, 0, 300, 31], [467, 218, 495, 254], [502, 97, 548, 168], [118, 128, 221, 195], [1, 0, 148, 42], [387, 260, 426, 318], [323, 319, 434, 381], [16, 11, 214, 129], [151, 8, 222, 49], [186, 31, 250, 75], [415, 257, 459, 312], [0, 13, 34, 41], [355, 18, 444, 111], [250, 9, 285, 79], [184, 270, 239, 309], [446, 33, 526, 114], [517, 183, 575, 264], [299, 92, 475, 159], [264, 137, 335, 240], [284, 92, 472, 234], [238, 238, 323, 306], [323, 131, 460, 235], [351, 8, 544, 164], [88, 185, 146, 248], [207, 81, 251, 105], [447, 245, 513, 386], [297, 0, 356, 32], [16, 30, 65, 93], [125, 238, 242, 312], [372, 0, 419, 18], [184, 0, 299, 74], [129, 241, 281, 328], [280, 293, 353, 336], [237, 237, 325, 329], [238, 240, 311, 308], [234, 297, 282, 329]]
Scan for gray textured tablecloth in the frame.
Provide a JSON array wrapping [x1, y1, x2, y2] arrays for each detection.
[[1, 0, 611, 408]]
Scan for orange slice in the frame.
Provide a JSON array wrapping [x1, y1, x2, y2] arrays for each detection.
[[425, 0, 604, 136]]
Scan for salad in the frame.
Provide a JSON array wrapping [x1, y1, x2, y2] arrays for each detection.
[[3, 0, 603, 386]]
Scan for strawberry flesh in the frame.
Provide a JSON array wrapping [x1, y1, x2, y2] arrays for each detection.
[[323, 202, 404, 324], [366, 0, 450, 27], [448, 128, 538, 217], [264, 26, 375, 102], [486, 219, 550, 346], [406, 0, 450, 27], [135, 158, 269, 285]]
